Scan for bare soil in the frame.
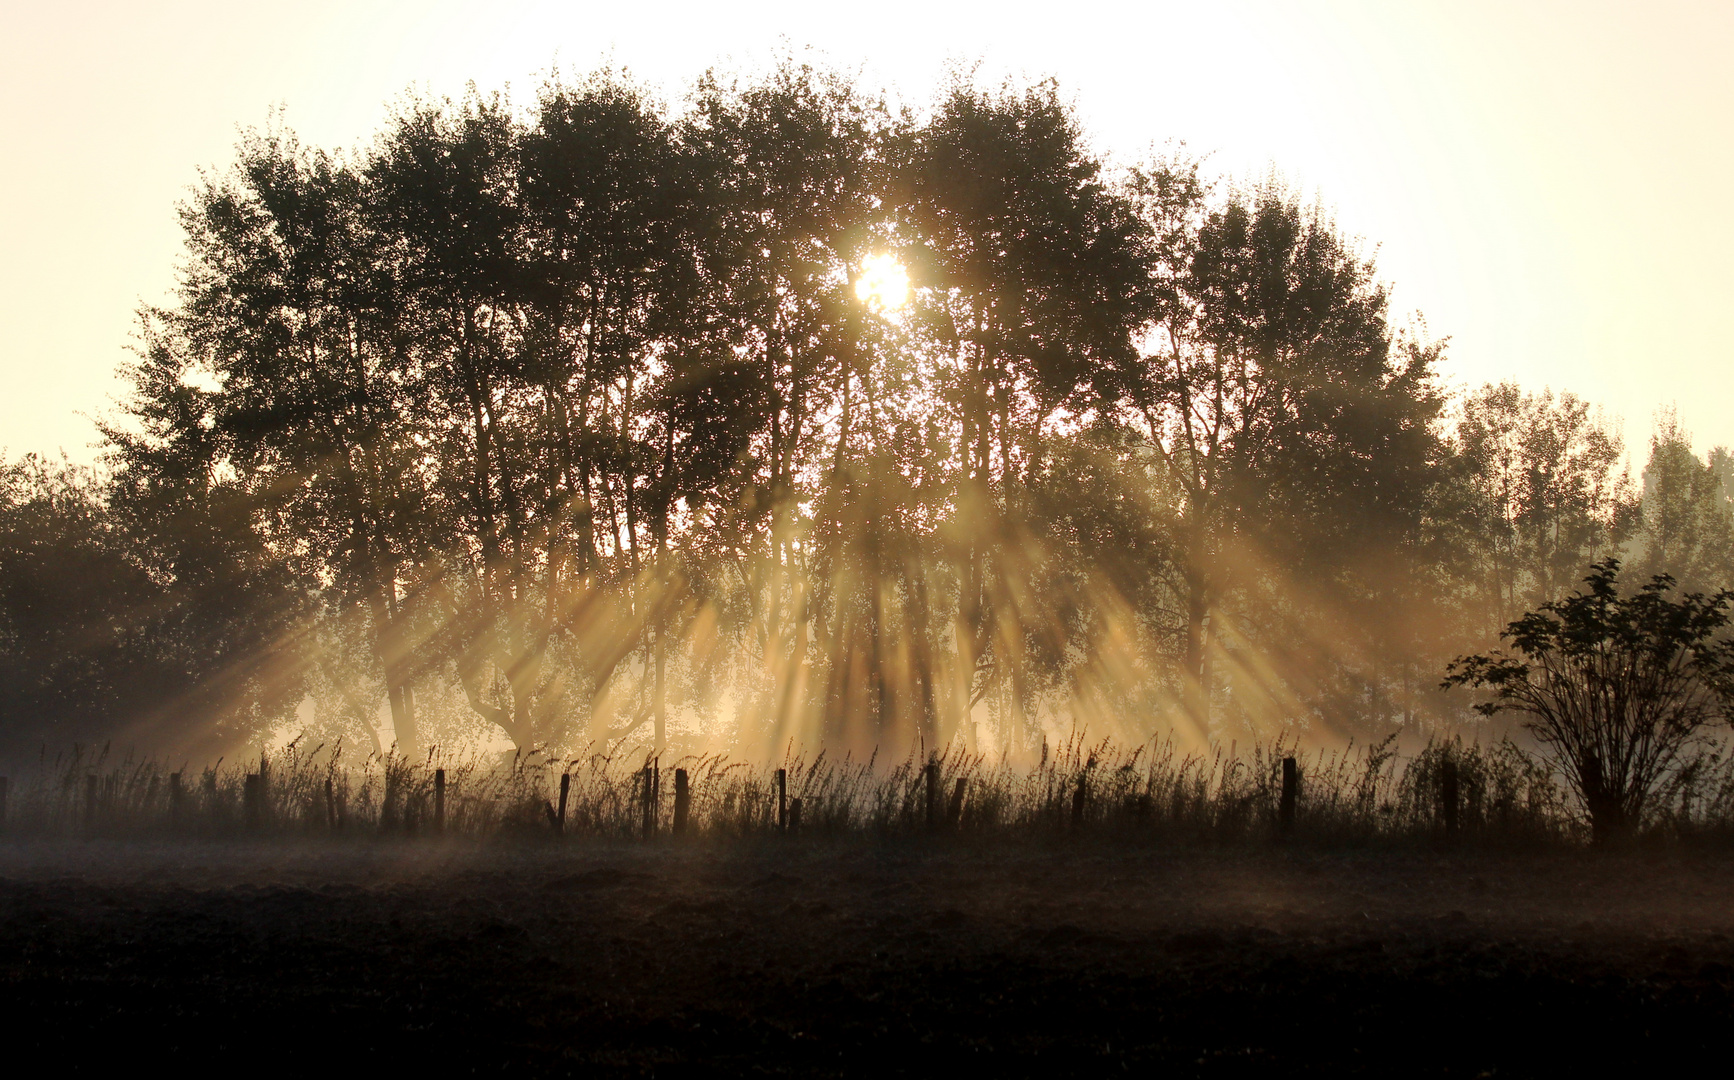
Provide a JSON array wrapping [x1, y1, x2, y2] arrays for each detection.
[[1, 837, 1730, 1076]]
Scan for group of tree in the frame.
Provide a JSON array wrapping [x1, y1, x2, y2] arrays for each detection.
[[2, 62, 1730, 766]]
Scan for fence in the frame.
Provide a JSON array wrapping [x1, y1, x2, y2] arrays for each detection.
[[4, 733, 1733, 846]]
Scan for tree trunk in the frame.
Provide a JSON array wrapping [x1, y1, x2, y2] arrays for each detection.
[[1580, 754, 1631, 846], [653, 611, 667, 754], [370, 586, 417, 757], [1181, 565, 1211, 738]]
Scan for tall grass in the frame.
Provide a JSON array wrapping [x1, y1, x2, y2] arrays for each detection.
[[5, 733, 1733, 846]]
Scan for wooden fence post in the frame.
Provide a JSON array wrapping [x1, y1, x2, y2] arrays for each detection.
[[640, 765, 656, 839], [776, 768, 787, 833], [554, 772, 569, 836], [948, 777, 967, 827], [1441, 760, 1460, 838], [925, 760, 940, 831], [1071, 773, 1087, 830], [434, 768, 446, 833], [323, 777, 336, 832], [1279, 756, 1298, 836], [244, 773, 264, 831], [673, 768, 690, 836]]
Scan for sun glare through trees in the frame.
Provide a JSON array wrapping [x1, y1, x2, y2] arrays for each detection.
[[854, 253, 910, 311], [0, 60, 1731, 845], [5, 42, 1734, 1076]]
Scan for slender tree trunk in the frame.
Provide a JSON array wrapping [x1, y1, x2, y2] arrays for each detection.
[[371, 585, 417, 757], [653, 617, 666, 753], [653, 536, 667, 755], [1181, 562, 1211, 738]]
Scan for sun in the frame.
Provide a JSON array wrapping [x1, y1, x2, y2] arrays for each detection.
[[854, 253, 910, 311]]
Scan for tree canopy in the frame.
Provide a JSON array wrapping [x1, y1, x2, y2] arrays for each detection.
[[1, 63, 1727, 765]]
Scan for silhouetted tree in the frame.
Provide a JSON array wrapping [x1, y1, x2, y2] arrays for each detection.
[[680, 63, 899, 750], [126, 127, 430, 752], [1632, 411, 1734, 593], [0, 452, 304, 755], [1453, 382, 1637, 631], [1124, 163, 1442, 737], [1446, 559, 1734, 843], [900, 78, 1151, 748]]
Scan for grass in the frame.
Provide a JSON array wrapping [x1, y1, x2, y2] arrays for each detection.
[[5, 732, 1734, 847]]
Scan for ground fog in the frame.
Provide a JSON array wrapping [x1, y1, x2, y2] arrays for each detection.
[[2, 838, 1730, 1075]]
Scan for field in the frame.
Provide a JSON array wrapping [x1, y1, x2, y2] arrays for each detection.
[[2, 836, 1731, 1076]]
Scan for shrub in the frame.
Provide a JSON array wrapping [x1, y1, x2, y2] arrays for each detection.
[[1445, 559, 1734, 843]]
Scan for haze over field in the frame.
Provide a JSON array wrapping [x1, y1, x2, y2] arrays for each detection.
[[3, 1, 1732, 464], [7, 16, 1734, 1076]]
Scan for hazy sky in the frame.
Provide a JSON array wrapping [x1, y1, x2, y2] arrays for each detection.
[[3, 0, 1730, 466]]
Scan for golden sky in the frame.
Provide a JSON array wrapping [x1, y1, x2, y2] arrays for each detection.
[[3, 0, 1729, 465]]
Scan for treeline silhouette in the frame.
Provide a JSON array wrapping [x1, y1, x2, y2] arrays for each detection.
[[3, 63, 1731, 761]]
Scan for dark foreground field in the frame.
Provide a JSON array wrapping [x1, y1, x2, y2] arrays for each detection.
[[1, 839, 1730, 1076]]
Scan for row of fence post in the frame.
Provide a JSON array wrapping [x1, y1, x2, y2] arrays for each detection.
[[599, 762, 955, 840], [619, 763, 691, 839], [1274, 755, 1464, 838], [0, 757, 1288, 838], [0, 755, 1469, 839], [0, 764, 456, 836]]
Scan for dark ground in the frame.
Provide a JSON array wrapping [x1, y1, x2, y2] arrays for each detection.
[[0, 837, 1730, 1076]]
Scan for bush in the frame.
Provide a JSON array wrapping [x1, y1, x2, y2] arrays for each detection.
[[1445, 559, 1734, 843]]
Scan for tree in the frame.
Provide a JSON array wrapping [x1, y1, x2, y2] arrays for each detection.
[[0, 456, 166, 750], [1125, 163, 1443, 737], [1453, 383, 1636, 630], [1445, 559, 1734, 843], [0, 452, 305, 756], [1632, 411, 1734, 593], [133, 126, 430, 753], [681, 62, 896, 752], [899, 78, 1151, 749]]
